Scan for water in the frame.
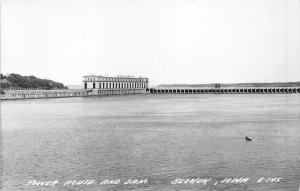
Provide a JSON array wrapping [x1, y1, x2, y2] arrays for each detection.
[[1, 94, 300, 191]]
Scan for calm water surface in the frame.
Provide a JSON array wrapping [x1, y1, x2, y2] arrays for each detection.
[[2, 94, 300, 191]]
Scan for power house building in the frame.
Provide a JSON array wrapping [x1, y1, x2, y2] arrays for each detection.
[[83, 75, 149, 94]]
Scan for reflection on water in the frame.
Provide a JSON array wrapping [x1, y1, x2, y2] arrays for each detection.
[[2, 94, 300, 191]]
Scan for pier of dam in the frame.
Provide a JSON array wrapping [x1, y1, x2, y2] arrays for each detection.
[[147, 87, 300, 94]]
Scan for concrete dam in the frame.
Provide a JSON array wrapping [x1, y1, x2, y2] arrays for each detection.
[[2, 87, 300, 100], [147, 87, 300, 94], [1, 74, 300, 100]]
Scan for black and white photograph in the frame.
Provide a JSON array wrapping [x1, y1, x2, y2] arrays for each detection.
[[1, 0, 300, 190]]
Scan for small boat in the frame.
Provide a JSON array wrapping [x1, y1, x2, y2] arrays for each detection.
[[245, 136, 252, 141]]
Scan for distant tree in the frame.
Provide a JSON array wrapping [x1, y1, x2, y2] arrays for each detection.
[[1, 73, 68, 90]]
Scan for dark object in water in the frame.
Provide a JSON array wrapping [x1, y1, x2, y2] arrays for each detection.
[[245, 136, 252, 141]]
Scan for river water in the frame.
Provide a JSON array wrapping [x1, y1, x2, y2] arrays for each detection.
[[2, 94, 300, 191]]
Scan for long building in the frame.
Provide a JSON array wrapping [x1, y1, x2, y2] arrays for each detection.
[[83, 75, 149, 95]]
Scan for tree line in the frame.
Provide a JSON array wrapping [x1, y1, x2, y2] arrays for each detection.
[[0, 73, 68, 90]]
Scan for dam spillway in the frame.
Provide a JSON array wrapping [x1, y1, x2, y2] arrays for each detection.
[[147, 87, 300, 94]]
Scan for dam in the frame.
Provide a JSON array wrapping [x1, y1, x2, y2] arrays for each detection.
[[1, 74, 300, 100], [147, 87, 300, 94], [0, 89, 146, 100], [1, 87, 299, 100]]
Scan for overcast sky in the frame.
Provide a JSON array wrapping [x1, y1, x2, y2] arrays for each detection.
[[1, 0, 300, 85]]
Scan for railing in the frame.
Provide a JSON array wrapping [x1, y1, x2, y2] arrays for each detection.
[[1, 89, 147, 100]]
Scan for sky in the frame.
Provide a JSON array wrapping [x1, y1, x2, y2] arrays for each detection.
[[1, 0, 300, 85]]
